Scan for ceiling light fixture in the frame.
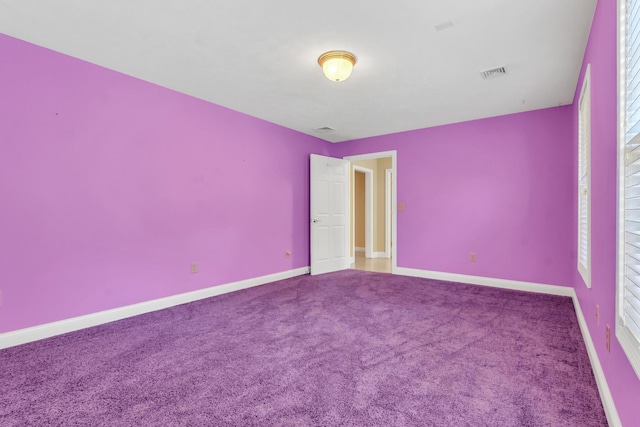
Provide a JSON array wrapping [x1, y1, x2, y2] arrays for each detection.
[[317, 51, 356, 82]]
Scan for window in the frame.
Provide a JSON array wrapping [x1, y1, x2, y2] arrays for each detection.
[[578, 64, 591, 288], [618, 0, 640, 379]]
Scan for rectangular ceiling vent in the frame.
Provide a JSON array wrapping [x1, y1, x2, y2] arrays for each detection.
[[480, 66, 506, 79], [435, 21, 454, 31], [314, 126, 335, 133]]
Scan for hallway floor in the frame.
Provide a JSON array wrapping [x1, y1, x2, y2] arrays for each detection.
[[352, 251, 391, 273]]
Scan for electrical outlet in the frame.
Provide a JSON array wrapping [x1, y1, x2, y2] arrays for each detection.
[[596, 305, 600, 325], [606, 325, 611, 352], [285, 250, 291, 258], [470, 253, 476, 262], [191, 263, 198, 274]]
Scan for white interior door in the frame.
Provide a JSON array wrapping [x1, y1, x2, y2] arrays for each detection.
[[310, 154, 350, 275]]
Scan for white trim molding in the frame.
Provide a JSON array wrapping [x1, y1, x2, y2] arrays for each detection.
[[578, 63, 592, 288], [385, 168, 393, 259], [0, 267, 310, 350], [352, 165, 374, 259], [394, 267, 574, 296], [344, 150, 398, 273], [0, 263, 621, 424], [572, 295, 621, 427], [354, 251, 387, 258], [394, 265, 620, 426]]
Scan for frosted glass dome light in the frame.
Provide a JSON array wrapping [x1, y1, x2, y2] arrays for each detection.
[[318, 51, 356, 82]]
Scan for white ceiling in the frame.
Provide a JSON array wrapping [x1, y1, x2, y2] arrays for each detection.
[[0, 0, 597, 143]]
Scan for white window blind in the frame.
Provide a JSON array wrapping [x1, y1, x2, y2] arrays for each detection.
[[618, 0, 640, 379], [578, 64, 591, 288]]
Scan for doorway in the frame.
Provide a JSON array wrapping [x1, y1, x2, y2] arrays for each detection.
[[345, 151, 397, 274]]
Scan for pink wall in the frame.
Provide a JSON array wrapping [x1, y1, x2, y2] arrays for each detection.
[[332, 107, 575, 287], [0, 34, 330, 333], [572, 0, 640, 425]]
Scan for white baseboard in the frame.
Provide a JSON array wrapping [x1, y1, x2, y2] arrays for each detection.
[[571, 294, 621, 427], [394, 267, 574, 296], [355, 247, 365, 252], [0, 263, 621, 426], [393, 265, 619, 425], [354, 251, 388, 259], [0, 266, 310, 350]]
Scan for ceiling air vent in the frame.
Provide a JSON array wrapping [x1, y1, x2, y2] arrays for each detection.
[[435, 21, 454, 31], [480, 66, 506, 79], [314, 126, 335, 133]]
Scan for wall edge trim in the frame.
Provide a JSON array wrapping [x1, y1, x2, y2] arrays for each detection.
[[0, 267, 310, 350], [393, 266, 620, 425], [1, 264, 621, 426], [571, 294, 622, 427], [393, 267, 574, 296]]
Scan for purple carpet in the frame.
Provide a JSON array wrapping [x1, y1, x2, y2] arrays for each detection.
[[1, 270, 607, 426]]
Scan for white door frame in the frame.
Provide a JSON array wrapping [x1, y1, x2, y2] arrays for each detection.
[[385, 168, 392, 259], [352, 166, 374, 259], [344, 151, 397, 273]]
